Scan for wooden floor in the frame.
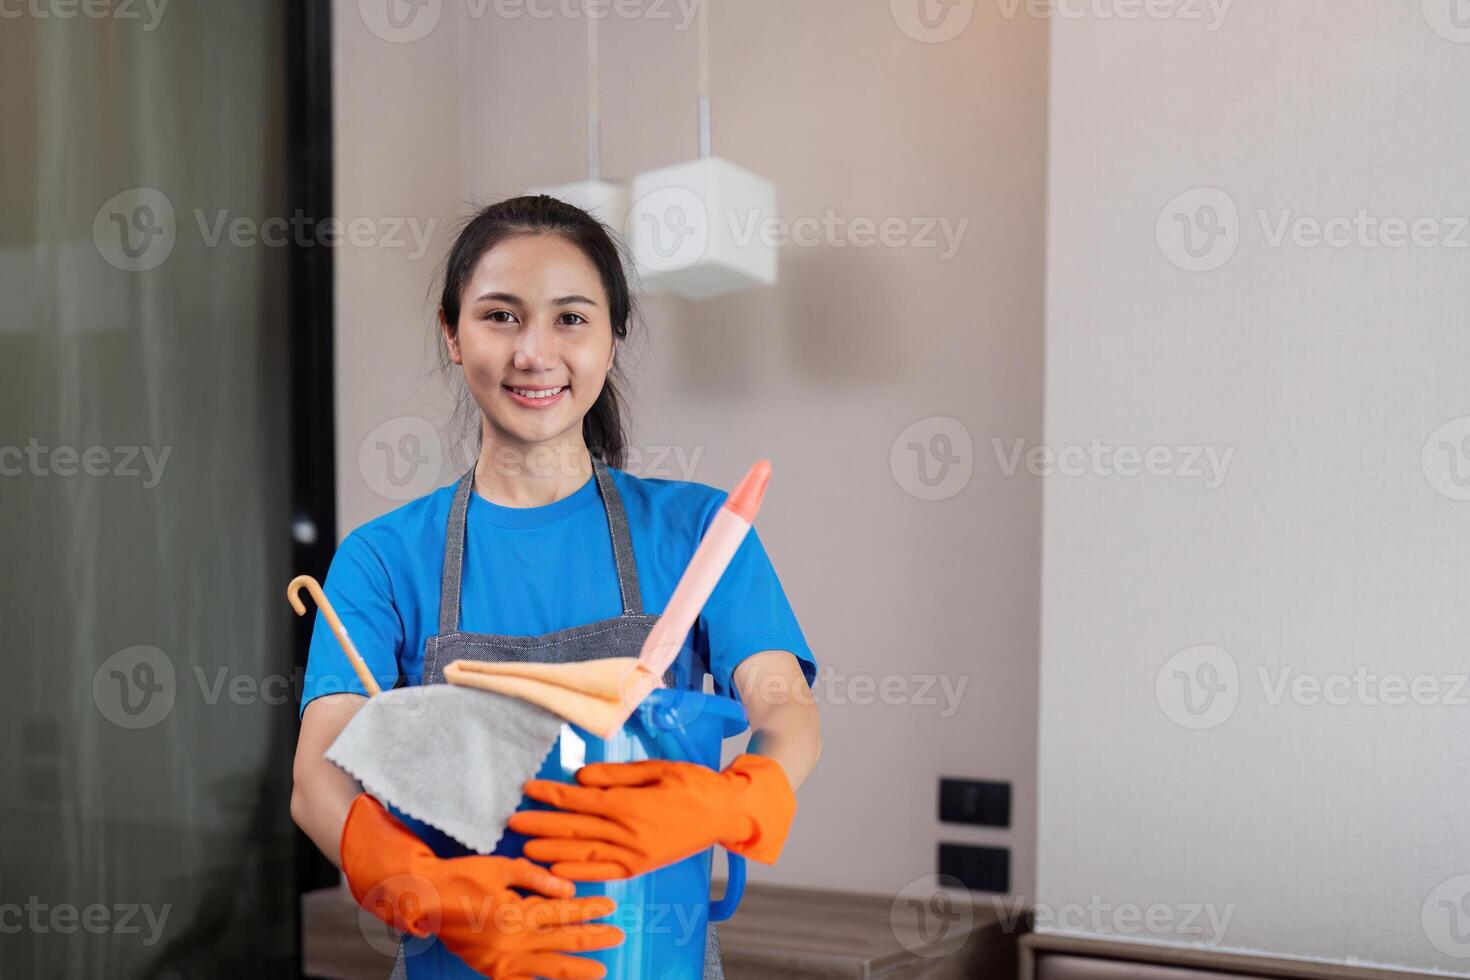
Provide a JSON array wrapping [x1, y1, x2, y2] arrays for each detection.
[[303, 882, 1021, 978]]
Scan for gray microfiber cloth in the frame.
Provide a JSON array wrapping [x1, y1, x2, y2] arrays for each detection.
[[325, 685, 564, 855]]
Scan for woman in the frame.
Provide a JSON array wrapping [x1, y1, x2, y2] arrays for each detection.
[[290, 196, 822, 980]]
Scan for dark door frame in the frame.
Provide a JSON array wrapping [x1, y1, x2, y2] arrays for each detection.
[[285, 0, 340, 957]]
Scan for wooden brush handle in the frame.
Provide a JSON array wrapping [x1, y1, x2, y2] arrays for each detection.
[[287, 575, 382, 697]]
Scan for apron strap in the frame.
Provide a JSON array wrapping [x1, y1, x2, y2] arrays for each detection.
[[591, 454, 646, 618], [438, 467, 476, 635], [437, 452, 646, 634]]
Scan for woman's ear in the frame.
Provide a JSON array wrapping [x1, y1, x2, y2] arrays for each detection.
[[439, 308, 462, 365]]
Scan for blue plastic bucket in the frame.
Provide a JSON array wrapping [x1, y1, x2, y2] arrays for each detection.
[[498, 688, 750, 979], [393, 688, 748, 978]]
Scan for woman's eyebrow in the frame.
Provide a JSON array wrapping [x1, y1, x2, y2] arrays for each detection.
[[473, 291, 599, 307]]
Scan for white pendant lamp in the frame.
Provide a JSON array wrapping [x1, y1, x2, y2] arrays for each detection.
[[627, 0, 778, 300], [528, 7, 628, 226]]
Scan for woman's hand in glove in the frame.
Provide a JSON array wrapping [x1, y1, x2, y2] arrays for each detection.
[[340, 793, 623, 979], [506, 753, 796, 881]]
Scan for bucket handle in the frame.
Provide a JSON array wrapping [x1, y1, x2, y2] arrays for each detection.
[[637, 697, 749, 921], [709, 849, 746, 922]]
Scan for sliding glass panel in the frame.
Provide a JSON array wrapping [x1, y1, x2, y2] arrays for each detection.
[[0, 2, 297, 975]]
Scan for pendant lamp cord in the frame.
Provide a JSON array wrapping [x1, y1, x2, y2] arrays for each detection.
[[587, 2, 601, 179], [698, 0, 711, 159]]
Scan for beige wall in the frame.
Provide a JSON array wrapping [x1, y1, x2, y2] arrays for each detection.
[[334, 0, 1048, 897], [1038, 0, 1470, 972]]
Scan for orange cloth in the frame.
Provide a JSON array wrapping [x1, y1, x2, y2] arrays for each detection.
[[507, 754, 796, 881], [444, 658, 659, 741], [340, 793, 623, 979]]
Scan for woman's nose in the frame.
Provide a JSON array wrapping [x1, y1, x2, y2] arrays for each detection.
[[512, 319, 559, 369]]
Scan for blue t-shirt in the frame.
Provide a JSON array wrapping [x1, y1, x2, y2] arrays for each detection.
[[300, 465, 816, 712]]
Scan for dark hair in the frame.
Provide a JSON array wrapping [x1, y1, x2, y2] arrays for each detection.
[[434, 194, 639, 469]]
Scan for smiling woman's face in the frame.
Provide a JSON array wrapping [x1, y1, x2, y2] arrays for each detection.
[[442, 232, 615, 462]]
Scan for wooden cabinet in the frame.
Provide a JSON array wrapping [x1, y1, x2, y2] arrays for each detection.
[[304, 883, 1022, 978]]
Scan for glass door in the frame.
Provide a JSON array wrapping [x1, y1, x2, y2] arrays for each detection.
[[0, 1, 314, 974]]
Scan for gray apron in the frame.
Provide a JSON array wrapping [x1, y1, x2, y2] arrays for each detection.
[[390, 454, 725, 980]]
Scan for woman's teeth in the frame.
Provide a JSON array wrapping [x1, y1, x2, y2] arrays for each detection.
[[508, 386, 566, 399]]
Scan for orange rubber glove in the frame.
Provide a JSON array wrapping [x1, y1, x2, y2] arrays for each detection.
[[340, 793, 624, 979], [506, 754, 796, 881]]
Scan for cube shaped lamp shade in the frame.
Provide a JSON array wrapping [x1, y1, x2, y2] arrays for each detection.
[[526, 179, 629, 229], [627, 157, 778, 300]]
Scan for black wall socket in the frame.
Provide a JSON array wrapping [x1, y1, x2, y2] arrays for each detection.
[[939, 777, 1011, 828], [938, 843, 1010, 894]]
